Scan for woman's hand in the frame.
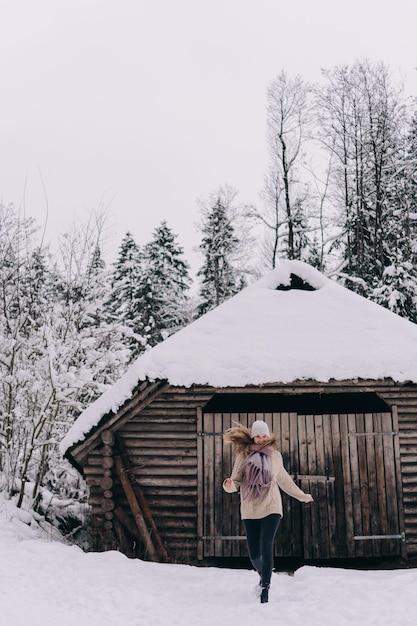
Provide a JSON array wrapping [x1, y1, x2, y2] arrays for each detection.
[[224, 478, 234, 489]]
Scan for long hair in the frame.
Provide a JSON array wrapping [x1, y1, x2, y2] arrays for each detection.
[[223, 422, 277, 456]]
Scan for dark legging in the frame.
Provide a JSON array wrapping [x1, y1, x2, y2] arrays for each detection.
[[243, 514, 282, 587]]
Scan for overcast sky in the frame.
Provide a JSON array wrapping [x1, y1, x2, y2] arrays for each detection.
[[1, 0, 416, 271]]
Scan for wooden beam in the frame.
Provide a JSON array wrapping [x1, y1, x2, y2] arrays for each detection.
[[113, 515, 132, 556], [114, 453, 159, 562], [115, 434, 168, 563], [114, 506, 142, 540]]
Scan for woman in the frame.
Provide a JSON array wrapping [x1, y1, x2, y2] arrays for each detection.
[[223, 420, 314, 604]]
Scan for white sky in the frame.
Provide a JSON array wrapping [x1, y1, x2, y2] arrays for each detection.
[[1, 0, 417, 270]]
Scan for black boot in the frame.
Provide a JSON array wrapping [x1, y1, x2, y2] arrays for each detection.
[[260, 584, 270, 604]]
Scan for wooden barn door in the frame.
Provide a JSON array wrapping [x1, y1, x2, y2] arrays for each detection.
[[197, 409, 404, 560], [296, 411, 404, 559], [197, 411, 307, 559], [197, 411, 247, 559], [336, 411, 404, 558]]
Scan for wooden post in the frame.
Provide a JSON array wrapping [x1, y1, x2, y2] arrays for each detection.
[[114, 454, 159, 562], [114, 434, 169, 563], [114, 506, 143, 539], [100, 431, 116, 548], [113, 514, 132, 557]]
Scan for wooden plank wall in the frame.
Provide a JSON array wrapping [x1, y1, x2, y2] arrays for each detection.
[[79, 380, 417, 561]]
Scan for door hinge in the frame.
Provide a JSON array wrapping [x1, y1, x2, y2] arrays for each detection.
[[353, 533, 405, 542], [201, 536, 246, 541], [349, 431, 397, 437], [198, 431, 224, 437], [297, 475, 335, 482]]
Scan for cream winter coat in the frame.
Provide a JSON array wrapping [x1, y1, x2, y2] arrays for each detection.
[[223, 449, 311, 520]]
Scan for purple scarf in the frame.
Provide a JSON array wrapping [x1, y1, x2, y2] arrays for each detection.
[[239, 444, 273, 501]]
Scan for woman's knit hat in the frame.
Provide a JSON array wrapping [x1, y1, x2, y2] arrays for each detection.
[[251, 420, 270, 438]]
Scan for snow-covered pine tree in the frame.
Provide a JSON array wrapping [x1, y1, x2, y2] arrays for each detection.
[[371, 111, 417, 322], [143, 220, 192, 338], [84, 244, 106, 325], [105, 232, 147, 358], [197, 196, 245, 316], [133, 270, 164, 347], [372, 261, 417, 322]]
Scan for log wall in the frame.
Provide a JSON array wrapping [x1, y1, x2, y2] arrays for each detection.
[[76, 380, 417, 562]]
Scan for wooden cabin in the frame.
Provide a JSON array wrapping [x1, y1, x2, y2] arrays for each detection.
[[62, 261, 417, 565]]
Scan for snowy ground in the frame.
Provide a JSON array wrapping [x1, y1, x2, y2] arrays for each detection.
[[1, 496, 417, 626]]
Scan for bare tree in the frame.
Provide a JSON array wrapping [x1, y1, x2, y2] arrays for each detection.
[[253, 71, 312, 267]]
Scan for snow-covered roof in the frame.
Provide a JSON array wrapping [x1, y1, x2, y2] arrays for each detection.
[[61, 260, 417, 453]]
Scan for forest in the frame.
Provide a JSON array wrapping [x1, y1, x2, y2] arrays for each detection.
[[1, 59, 417, 543]]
